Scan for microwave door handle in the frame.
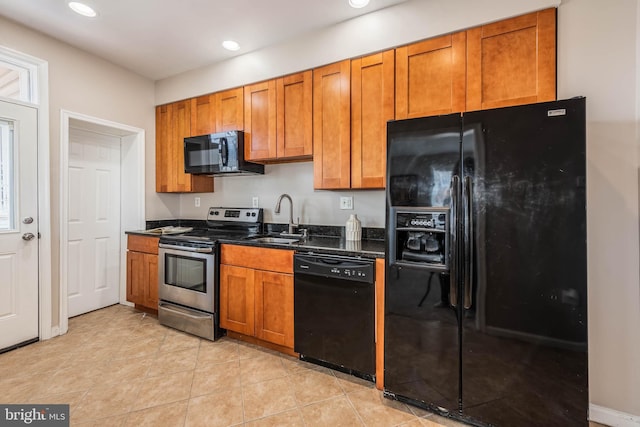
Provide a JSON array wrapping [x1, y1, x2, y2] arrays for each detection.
[[220, 137, 229, 167]]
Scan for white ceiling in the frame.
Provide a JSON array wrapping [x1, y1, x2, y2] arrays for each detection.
[[0, 0, 408, 81]]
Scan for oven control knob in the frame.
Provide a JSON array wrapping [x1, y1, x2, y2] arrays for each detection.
[[410, 220, 416, 226], [246, 212, 250, 216], [252, 212, 256, 217]]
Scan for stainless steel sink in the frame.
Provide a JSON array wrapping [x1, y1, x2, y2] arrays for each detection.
[[250, 236, 299, 244]]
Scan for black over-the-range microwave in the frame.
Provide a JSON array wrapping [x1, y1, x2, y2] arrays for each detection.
[[184, 130, 264, 175]]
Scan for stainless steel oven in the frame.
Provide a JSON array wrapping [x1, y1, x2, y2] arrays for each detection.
[[159, 245, 215, 313], [158, 244, 216, 340], [157, 207, 263, 341]]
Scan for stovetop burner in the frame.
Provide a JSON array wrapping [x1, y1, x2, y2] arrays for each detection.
[[158, 207, 263, 248]]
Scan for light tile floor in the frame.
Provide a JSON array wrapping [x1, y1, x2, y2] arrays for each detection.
[[0, 305, 605, 427], [0, 304, 466, 427]]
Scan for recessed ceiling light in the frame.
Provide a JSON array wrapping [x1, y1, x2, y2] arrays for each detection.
[[349, 0, 370, 8], [68, 2, 97, 17], [222, 40, 240, 51]]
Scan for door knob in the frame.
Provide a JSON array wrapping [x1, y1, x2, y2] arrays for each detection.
[[22, 217, 34, 224], [22, 232, 35, 241]]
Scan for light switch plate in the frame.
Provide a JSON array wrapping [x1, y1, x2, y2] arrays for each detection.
[[195, 197, 201, 207], [340, 196, 353, 210], [252, 197, 259, 208]]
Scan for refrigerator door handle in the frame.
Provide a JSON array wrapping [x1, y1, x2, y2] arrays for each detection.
[[463, 176, 473, 309], [449, 175, 460, 307]]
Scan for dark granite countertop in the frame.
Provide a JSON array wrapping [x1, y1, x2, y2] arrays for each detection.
[[218, 235, 384, 259], [126, 220, 385, 259]]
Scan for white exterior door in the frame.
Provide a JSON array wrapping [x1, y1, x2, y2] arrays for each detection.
[[0, 100, 38, 350], [67, 128, 121, 317]]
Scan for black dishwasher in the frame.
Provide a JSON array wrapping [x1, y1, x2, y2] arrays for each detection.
[[294, 253, 375, 381]]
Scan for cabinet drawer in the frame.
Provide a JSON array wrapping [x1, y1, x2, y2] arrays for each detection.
[[221, 244, 293, 273], [127, 235, 160, 254]]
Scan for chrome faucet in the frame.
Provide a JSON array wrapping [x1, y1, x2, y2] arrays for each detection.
[[275, 193, 297, 235]]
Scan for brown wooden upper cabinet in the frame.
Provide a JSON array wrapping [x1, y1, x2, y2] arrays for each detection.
[[190, 87, 244, 136], [244, 71, 313, 162], [466, 8, 556, 111], [244, 80, 277, 160], [216, 87, 244, 132], [156, 100, 214, 193], [395, 32, 466, 119], [277, 71, 313, 160], [313, 60, 351, 190], [351, 50, 395, 189], [156, 88, 243, 193], [190, 94, 217, 136]]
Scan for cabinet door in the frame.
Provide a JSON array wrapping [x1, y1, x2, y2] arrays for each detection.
[[395, 32, 466, 119], [216, 87, 244, 132], [155, 104, 172, 193], [126, 251, 145, 306], [277, 71, 313, 159], [244, 80, 277, 161], [313, 60, 351, 189], [254, 271, 294, 348], [156, 101, 214, 193], [466, 8, 556, 110], [144, 253, 158, 309], [126, 251, 158, 310], [351, 50, 394, 189], [220, 264, 255, 335], [191, 94, 217, 136], [171, 100, 192, 192]]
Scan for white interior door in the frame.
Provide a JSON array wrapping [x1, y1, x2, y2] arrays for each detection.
[[0, 100, 38, 350], [67, 128, 121, 317]]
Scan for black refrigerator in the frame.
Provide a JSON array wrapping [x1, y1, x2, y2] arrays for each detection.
[[383, 98, 588, 427]]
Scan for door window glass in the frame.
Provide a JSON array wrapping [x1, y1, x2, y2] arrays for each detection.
[[0, 119, 15, 231], [0, 63, 32, 103], [0, 45, 40, 104]]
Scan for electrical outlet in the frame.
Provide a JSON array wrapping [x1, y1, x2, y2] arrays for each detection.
[[194, 197, 201, 207], [252, 196, 259, 208], [340, 196, 353, 210]]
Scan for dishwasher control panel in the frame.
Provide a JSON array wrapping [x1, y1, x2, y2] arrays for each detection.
[[294, 254, 374, 283]]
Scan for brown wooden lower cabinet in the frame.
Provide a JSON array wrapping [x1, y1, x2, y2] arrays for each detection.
[[219, 244, 294, 353], [126, 234, 160, 313]]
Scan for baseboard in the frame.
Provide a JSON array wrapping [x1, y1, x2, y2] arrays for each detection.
[[590, 404, 640, 426]]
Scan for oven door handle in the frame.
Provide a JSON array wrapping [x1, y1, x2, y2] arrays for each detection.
[[159, 302, 212, 319], [158, 243, 213, 253]]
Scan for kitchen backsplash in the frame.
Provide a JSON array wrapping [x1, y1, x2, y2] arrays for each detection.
[[175, 162, 386, 228]]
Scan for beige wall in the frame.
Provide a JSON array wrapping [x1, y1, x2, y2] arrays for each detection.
[[177, 162, 386, 227], [557, 0, 640, 418], [0, 16, 179, 327], [157, 0, 640, 420]]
